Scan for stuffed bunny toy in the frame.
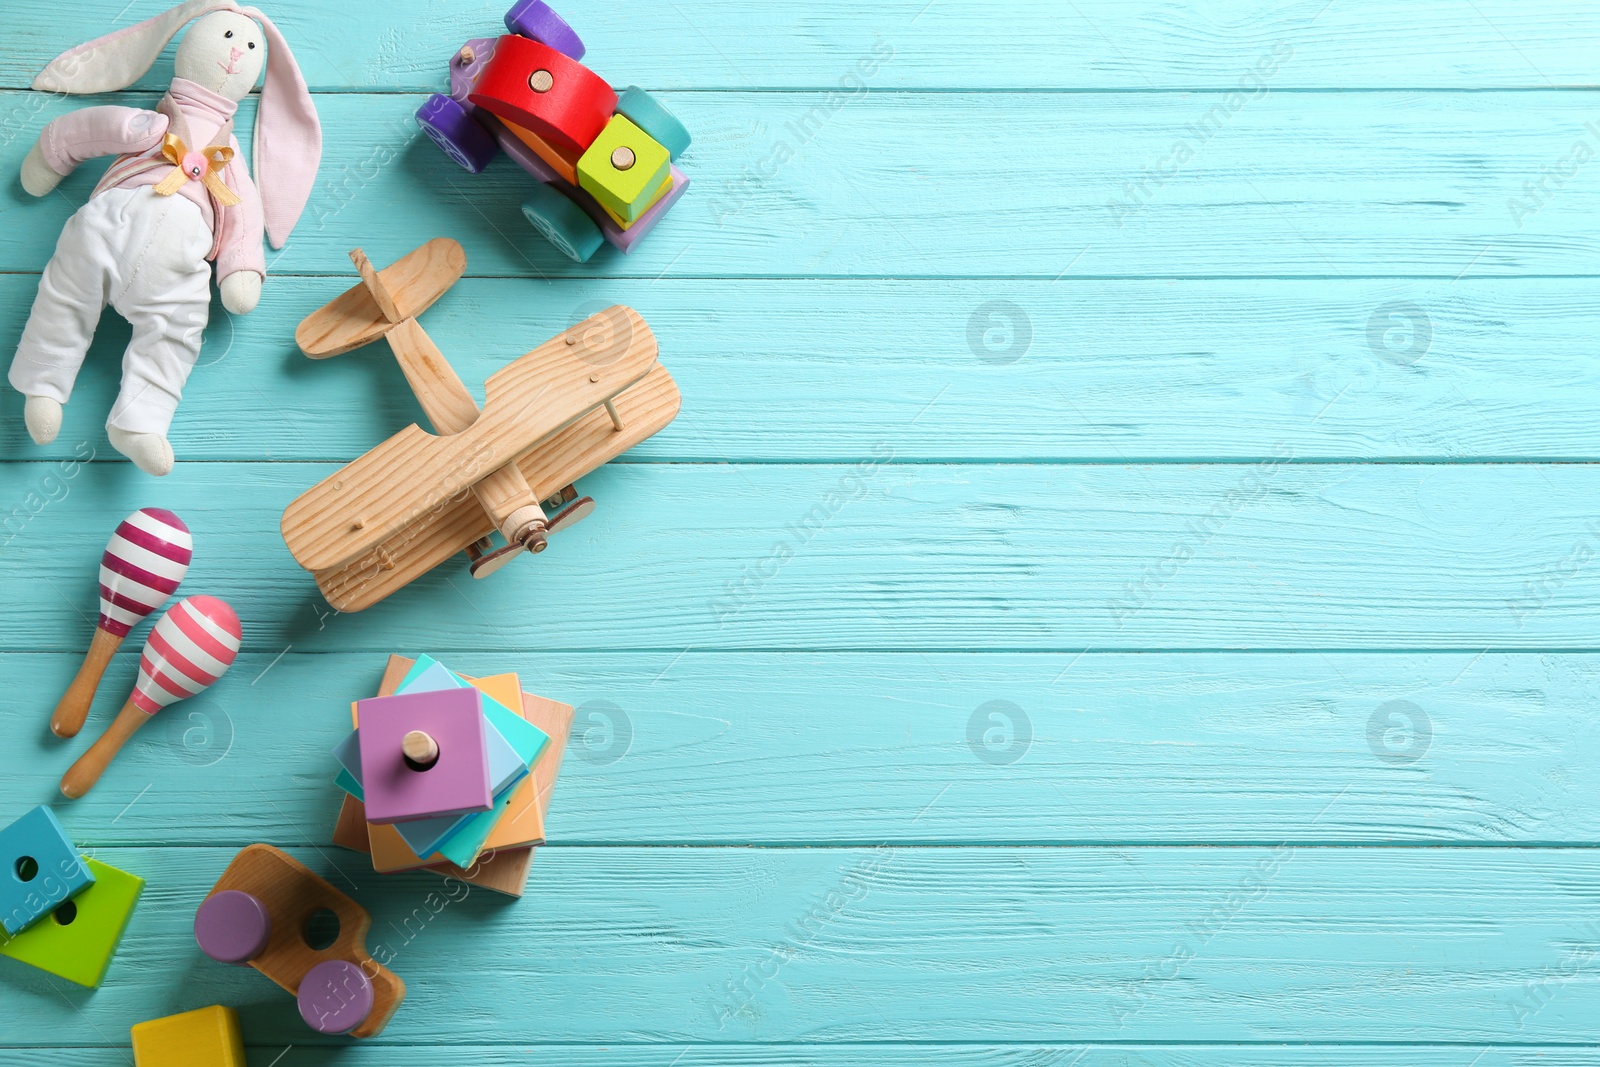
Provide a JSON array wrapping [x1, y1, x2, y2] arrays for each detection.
[[11, 0, 320, 475]]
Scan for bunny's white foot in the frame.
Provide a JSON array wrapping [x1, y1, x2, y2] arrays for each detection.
[[108, 427, 175, 477], [24, 396, 62, 444]]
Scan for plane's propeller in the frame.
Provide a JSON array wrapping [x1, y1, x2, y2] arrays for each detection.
[[467, 494, 595, 578]]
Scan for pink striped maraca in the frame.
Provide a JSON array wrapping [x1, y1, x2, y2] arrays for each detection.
[[61, 595, 240, 799], [52, 508, 192, 738]]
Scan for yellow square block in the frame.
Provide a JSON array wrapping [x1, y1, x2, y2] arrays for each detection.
[[131, 1005, 245, 1067], [578, 114, 671, 223], [594, 170, 674, 230]]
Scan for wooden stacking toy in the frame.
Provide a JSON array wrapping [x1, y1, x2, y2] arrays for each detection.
[[194, 844, 404, 1037], [280, 238, 680, 611], [52, 507, 191, 738], [329, 654, 574, 898], [60, 595, 241, 799], [0, 806, 142, 988], [415, 0, 691, 260]]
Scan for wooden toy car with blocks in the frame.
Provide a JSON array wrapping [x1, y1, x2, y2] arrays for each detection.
[[415, 0, 691, 261], [280, 237, 681, 612], [194, 844, 404, 1037]]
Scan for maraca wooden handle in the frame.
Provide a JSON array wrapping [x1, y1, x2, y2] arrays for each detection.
[[60, 700, 149, 799], [51, 627, 123, 738]]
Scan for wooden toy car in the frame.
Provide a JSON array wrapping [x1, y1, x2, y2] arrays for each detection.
[[415, 0, 691, 262], [279, 237, 681, 612], [195, 845, 404, 1037]]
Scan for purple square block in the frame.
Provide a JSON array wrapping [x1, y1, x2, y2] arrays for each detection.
[[356, 689, 493, 823]]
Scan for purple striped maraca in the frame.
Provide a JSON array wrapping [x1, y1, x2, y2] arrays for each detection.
[[51, 508, 191, 738], [62, 595, 241, 799]]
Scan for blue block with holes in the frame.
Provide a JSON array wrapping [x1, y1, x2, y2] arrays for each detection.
[[0, 807, 94, 936]]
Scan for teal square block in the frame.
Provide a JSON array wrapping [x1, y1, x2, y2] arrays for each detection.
[[0, 806, 95, 936]]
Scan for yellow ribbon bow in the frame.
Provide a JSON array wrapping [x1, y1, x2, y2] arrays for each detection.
[[151, 132, 242, 207]]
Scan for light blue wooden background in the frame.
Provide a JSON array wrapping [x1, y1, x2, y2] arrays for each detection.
[[4, 0, 1600, 1062]]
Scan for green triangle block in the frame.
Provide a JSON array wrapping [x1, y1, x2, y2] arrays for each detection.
[[0, 857, 143, 987]]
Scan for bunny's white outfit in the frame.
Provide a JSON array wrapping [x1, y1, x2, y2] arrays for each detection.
[[10, 79, 263, 435]]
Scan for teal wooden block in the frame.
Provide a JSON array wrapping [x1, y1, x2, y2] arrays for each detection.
[[430, 779, 518, 868], [335, 767, 363, 801], [332, 730, 364, 801], [0, 807, 94, 936]]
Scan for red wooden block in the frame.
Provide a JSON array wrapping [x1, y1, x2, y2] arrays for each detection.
[[468, 35, 616, 156]]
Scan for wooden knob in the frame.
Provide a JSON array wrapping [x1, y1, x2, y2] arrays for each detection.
[[610, 145, 635, 171], [529, 69, 553, 92], [402, 730, 439, 770]]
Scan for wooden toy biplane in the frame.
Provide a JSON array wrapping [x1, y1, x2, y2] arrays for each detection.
[[280, 238, 680, 612]]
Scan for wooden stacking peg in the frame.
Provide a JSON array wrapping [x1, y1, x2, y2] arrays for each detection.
[[401, 729, 440, 769], [61, 596, 241, 799], [52, 508, 191, 738]]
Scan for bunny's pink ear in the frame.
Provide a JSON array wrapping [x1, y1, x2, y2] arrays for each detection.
[[33, 0, 226, 94], [240, 7, 322, 248]]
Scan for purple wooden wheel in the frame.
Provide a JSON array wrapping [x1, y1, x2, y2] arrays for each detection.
[[504, 0, 585, 60], [194, 889, 271, 964], [297, 959, 375, 1034], [416, 93, 499, 174]]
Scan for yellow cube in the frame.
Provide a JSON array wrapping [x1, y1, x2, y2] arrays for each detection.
[[131, 1005, 246, 1067], [577, 114, 671, 224]]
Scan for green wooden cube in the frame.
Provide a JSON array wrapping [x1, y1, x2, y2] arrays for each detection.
[[0, 857, 143, 987], [577, 114, 671, 224]]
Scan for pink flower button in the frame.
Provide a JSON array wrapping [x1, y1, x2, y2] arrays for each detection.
[[181, 150, 207, 179]]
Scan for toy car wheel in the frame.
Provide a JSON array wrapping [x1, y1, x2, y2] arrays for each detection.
[[504, 0, 585, 60], [521, 184, 605, 262], [297, 959, 375, 1035], [416, 94, 499, 174], [616, 86, 691, 160]]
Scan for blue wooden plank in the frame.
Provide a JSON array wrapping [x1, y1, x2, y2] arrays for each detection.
[[3, 651, 1596, 848], [5, 90, 1600, 278], [4, 0, 1599, 91], [10, 275, 1600, 465], [5, 461, 1600, 652], [1, 845, 1599, 1045], [2, 1048, 1598, 1066], [3, 1049, 1600, 1062]]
